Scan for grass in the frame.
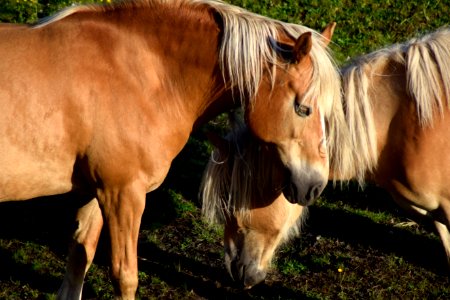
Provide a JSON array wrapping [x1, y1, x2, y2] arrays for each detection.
[[1, 152, 449, 299], [1, 0, 450, 299]]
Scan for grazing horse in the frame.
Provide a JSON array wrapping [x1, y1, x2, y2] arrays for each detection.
[[0, 0, 342, 298], [201, 114, 307, 288], [201, 27, 450, 287]]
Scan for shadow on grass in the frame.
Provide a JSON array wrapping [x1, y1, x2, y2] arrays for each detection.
[[137, 242, 311, 299], [305, 204, 448, 275], [0, 194, 79, 251], [0, 134, 447, 297], [0, 246, 63, 294], [0, 188, 446, 298], [0, 196, 312, 299]]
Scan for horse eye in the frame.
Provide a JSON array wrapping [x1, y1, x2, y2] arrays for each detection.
[[294, 102, 312, 117]]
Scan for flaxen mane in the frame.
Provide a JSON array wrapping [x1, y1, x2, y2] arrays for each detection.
[[341, 27, 450, 184], [201, 114, 276, 223], [34, 0, 346, 179], [200, 114, 307, 240]]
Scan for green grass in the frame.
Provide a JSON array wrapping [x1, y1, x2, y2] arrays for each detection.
[[1, 0, 450, 299]]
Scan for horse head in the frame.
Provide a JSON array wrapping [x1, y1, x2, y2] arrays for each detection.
[[203, 118, 306, 288], [246, 23, 336, 206]]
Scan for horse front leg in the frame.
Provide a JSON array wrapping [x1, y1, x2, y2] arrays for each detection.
[[98, 182, 146, 300], [58, 198, 104, 300]]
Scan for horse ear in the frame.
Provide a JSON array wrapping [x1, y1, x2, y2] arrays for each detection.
[[206, 131, 229, 157], [321, 22, 336, 46], [293, 32, 312, 64]]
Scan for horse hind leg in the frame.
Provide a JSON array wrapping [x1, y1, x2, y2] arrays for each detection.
[[390, 192, 450, 266], [58, 198, 104, 300], [431, 200, 450, 267], [434, 220, 450, 265]]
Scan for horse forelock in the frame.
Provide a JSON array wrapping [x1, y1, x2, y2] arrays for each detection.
[[338, 27, 450, 184]]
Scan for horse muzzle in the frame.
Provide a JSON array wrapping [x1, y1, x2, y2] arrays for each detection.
[[283, 167, 327, 206], [225, 249, 267, 289]]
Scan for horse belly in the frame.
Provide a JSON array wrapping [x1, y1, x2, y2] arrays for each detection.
[[0, 152, 75, 201], [0, 98, 82, 201], [381, 112, 450, 212]]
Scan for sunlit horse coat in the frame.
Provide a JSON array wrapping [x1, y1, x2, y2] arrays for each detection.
[[202, 27, 450, 287], [0, 0, 343, 298]]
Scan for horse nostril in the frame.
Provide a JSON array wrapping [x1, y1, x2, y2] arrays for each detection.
[[242, 262, 267, 288], [306, 182, 324, 204]]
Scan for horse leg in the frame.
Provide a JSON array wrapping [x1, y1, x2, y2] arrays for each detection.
[[431, 200, 450, 266], [58, 198, 104, 300], [434, 220, 450, 265], [98, 182, 146, 300]]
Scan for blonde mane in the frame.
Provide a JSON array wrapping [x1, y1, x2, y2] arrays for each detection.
[[200, 114, 307, 239], [35, 0, 345, 174], [201, 116, 279, 224], [341, 27, 450, 184]]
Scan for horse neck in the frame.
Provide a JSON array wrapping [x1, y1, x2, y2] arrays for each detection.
[[134, 5, 232, 124], [75, 3, 232, 127]]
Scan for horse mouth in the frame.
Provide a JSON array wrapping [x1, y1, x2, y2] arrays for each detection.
[[282, 169, 325, 206], [282, 181, 297, 204]]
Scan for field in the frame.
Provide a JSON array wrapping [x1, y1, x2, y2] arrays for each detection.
[[1, 0, 450, 299]]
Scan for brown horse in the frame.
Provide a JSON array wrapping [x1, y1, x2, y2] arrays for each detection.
[[201, 114, 307, 288], [0, 0, 342, 298], [202, 27, 450, 286]]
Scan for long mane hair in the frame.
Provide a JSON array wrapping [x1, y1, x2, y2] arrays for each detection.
[[340, 27, 450, 184], [200, 113, 307, 240], [35, 0, 347, 179]]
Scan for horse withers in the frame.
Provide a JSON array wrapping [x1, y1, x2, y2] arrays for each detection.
[[202, 27, 450, 287], [0, 0, 341, 298]]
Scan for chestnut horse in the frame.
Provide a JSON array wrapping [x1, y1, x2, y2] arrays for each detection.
[[201, 114, 307, 288], [202, 27, 450, 286], [0, 0, 343, 298]]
